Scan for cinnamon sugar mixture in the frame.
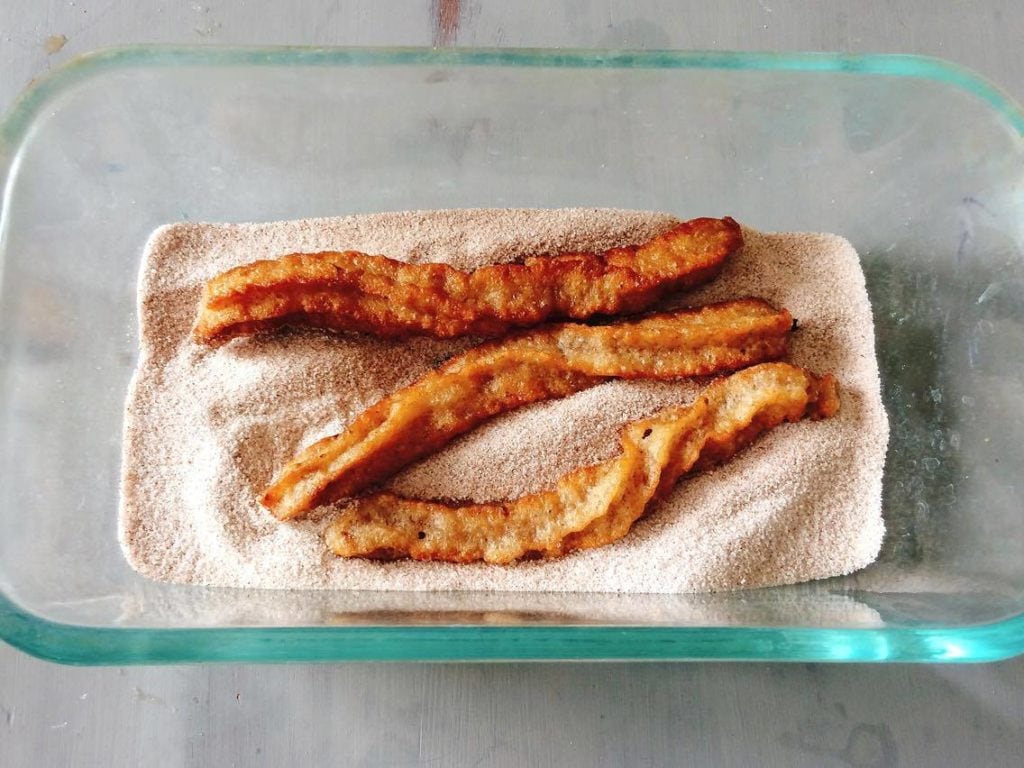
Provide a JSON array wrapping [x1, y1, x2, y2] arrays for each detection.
[[119, 209, 887, 593]]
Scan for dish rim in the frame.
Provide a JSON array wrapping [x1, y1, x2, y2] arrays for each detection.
[[2, 45, 1022, 665]]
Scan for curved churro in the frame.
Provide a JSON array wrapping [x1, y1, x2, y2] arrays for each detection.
[[262, 298, 793, 520], [324, 363, 840, 563], [193, 217, 741, 345]]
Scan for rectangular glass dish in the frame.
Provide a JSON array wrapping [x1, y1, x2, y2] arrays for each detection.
[[1, 47, 1023, 664]]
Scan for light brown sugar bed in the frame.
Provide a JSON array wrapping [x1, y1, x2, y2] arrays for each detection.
[[119, 208, 888, 593]]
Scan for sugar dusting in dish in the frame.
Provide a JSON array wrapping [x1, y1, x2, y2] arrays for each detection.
[[119, 208, 888, 593]]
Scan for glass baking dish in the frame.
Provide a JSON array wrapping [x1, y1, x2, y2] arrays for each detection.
[[1, 46, 1022, 664]]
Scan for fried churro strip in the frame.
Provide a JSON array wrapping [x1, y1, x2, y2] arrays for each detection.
[[262, 298, 793, 520], [194, 217, 741, 345], [324, 363, 840, 563]]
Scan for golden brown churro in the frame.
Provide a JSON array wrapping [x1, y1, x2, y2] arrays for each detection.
[[262, 298, 793, 520], [324, 363, 840, 563], [193, 217, 741, 345]]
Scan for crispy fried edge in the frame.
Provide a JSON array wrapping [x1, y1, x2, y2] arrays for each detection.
[[323, 363, 840, 564], [262, 298, 792, 520], [193, 217, 742, 345]]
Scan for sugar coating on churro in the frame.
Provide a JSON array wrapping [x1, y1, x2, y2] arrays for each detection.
[[119, 209, 888, 593]]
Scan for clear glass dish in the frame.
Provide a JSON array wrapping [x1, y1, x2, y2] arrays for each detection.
[[1, 46, 1022, 664]]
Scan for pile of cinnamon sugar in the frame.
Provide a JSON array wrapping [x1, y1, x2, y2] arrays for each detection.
[[119, 209, 888, 593]]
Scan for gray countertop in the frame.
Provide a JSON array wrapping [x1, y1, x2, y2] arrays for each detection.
[[2, 2, 1023, 766]]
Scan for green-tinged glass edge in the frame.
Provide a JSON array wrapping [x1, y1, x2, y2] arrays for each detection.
[[2, 592, 1024, 664], [2, 46, 1023, 664]]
